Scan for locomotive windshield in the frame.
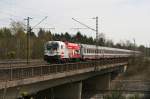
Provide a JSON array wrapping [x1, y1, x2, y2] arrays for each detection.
[[46, 42, 59, 50]]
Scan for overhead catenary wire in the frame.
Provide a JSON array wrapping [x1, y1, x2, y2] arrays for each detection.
[[31, 16, 55, 34], [32, 27, 55, 30], [71, 28, 89, 30], [72, 18, 96, 31], [32, 16, 48, 29]]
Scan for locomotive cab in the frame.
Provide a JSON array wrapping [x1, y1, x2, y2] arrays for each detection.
[[44, 41, 68, 62]]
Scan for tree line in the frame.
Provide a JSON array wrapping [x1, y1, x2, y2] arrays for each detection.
[[0, 21, 149, 59]]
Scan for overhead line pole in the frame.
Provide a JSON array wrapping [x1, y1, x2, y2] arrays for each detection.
[[95, 17, 98, 58], [72, 17, 99, 70], [24, 17, 32, 64], [24, 16, 49, 64], [93, 17, 99, 71], [133, 38, 135, 57], [149, 43, 150, 57], [96, 17, 98, 44]]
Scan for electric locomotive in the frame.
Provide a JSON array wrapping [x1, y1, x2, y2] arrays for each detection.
[[44, 41, 81, 62]]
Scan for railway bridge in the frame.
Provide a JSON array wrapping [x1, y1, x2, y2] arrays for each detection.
[[0, 58, 129, 99]]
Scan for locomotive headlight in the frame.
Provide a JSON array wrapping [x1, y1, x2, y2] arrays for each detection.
[[44, 50, 48, 53]]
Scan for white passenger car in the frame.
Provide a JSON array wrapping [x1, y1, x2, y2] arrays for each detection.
[[80, 44, 137, 59]]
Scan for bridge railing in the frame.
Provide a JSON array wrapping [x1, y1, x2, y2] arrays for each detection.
[[0, 58, 128, 81]]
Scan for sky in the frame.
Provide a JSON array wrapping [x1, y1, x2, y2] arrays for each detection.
[[0, 0, 150, 46]]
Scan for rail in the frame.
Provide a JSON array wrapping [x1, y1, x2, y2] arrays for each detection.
[[0, 58, 128, 81]]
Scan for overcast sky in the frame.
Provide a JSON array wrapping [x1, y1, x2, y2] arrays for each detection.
[[0, 0, 150, 46]]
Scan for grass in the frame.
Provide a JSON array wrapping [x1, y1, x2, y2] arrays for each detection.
[[103, 91, 140, 99], [123, 57, 150, 80]]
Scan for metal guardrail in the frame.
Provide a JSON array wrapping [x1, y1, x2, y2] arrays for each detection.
[[0, 59, 45, 65], [0, 58, 128, 81]]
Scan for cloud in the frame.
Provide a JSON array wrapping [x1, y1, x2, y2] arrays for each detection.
[[0, 0, 150, 45]]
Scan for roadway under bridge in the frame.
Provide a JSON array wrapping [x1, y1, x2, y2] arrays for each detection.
[[0, 58, 128, 99]]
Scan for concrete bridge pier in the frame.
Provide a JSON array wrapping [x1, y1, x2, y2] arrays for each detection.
[[53, 81, 82, 99], [82, 73, 111, 98], [111, 65, 127, 80]]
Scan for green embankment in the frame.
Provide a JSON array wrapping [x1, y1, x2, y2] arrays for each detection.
[[123, 57, 150, 80]]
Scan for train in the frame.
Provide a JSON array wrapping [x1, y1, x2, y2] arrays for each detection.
[[44, 41, 140, 62]]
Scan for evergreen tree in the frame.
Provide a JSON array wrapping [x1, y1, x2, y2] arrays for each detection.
[[38, 28, 45, 39]]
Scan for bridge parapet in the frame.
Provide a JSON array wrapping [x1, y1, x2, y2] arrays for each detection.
[[0, 58, 127, 82]]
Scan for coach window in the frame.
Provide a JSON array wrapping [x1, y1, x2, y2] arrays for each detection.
[[75, 50, 79, 54], [85, 49, 87, 53], [103, 50, 105, 53], [109, 50, 111, 53], [61, 45, 63, 49], [84, 48, 85, 53], [100, 50, 101, 53]]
